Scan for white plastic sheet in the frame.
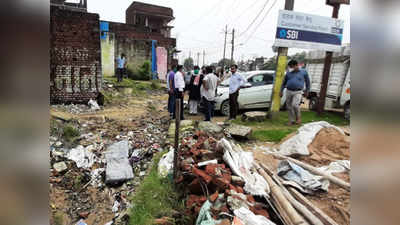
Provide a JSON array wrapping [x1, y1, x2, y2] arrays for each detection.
[[318, 160, 350, 174], [158, 147, 174, 178], [234, 207, 276, 225], [67, 145, 96, 169], [105, 140, 134, 183], [195, 200, 220, 225], [88, 99, 100, 110], [279, 121, 344, 156], [218, 139, 270, 196], [277, 160, 329, 193]]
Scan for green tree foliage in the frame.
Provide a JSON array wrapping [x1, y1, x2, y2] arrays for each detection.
[[184, 57, 194, 71], [218, 58, 235, 69], [128, 61, 151, 80]]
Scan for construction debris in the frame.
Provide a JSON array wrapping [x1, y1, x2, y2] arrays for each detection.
[[225, 124, 252, 140], [241, 111, 267, 122]]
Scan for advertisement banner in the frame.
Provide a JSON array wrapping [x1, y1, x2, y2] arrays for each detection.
[[274, 10, 344, 52], [156, 47, 168, 80]]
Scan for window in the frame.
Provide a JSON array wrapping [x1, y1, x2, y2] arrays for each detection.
[[264, 73, 274, 85], [248, 74, 265, 86]]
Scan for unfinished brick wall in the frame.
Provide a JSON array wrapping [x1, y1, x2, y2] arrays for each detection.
[[50, 6, 102, 104], [101, 21, 176, 76]]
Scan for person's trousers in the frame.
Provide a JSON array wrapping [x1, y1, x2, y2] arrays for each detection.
[[229, 91, 240, 119], [286, 90, 303, 123], [189, 100, 198, 114], [203, 97, 215, 121], [117, 68, 124, 82], [173, 90, 184, 120], [168, 92, 175, 114]]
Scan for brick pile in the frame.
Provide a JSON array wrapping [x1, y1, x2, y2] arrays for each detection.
[[176, 131, 271, 224], [50, 6, 102, 104]]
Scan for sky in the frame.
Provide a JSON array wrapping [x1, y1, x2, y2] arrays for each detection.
[[85, 0, 351, 65]]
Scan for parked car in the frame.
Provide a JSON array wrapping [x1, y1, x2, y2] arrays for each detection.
[[215, 70, 287, 116]]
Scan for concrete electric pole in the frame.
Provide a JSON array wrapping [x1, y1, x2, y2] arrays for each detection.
[[197, 52, 200, 66], [222, 25, 228, 71], [231, 28, 235, 65], [268, 0, 295, 120]]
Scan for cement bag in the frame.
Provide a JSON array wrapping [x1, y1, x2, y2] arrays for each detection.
[[234, 207, 276, 225], [67, 145, 96, 169], [219, 138, 270, 196], [158, 147, 174, 178], [105, 140, 134, 183], [279, 121, 344, 156]]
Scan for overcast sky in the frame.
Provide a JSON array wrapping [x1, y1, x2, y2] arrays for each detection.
[[86, 0, 350, 65]]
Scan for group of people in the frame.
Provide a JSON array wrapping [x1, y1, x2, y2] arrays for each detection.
[[166, 64, 244, 122], [166, 59, 310, 126]]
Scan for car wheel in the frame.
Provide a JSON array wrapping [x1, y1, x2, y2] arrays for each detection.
[[344, 103, 350, 121], [309, 96, 318, 111], [220, 100, 230, 117]]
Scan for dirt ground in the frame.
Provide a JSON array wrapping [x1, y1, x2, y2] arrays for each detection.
[[250, 126, 351, 225]]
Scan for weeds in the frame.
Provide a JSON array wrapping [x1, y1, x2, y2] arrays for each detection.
[[62, 125, 80, 142]]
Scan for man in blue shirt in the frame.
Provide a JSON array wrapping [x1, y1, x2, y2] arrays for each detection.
[[116, 53, 127, 82], [228, 64, 246, 120], [280, 60, 311, 125]]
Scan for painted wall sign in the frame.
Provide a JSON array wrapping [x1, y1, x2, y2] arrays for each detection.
[[274, 10, 344, 52]]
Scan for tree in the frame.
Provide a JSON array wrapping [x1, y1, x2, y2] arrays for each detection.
[[262, 56, 277, 70], [288, 51, 307, 64], [218, 58, 235, 70], [184, 57, 194, 71]]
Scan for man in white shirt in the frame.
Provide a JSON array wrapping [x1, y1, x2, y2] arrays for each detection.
[[173, 65, 185, 120], [201, 66, 220, 121], [228, 64, 245, 120]]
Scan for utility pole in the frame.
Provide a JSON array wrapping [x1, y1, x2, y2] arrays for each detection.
[[222, 25, 228, 71], [189, 51, 192, 60], [317, 3, 341, 115], [268, 0, 295, 120], [231, 28, 235, 65], [203, 50, 205, 67], [197, 52, 200, 66]]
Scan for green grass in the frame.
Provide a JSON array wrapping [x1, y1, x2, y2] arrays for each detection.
[[129, 152, 187, 225], [234, 110, 349, 143], [62, 125, 80, 142]]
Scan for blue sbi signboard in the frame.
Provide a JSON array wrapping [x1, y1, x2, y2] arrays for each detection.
[[274, 10, 344, 52]]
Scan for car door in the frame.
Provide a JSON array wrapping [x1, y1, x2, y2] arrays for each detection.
[[238, 74, 267, 109], [263, 73, 275, 107]]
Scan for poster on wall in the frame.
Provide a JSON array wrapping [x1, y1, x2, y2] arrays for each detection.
[[274, 10, 344, 52], [156, 47, 168, 80]]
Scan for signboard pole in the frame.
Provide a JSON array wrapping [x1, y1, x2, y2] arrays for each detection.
[[317, 4, 341, 115], [268, 0, 294, 120]]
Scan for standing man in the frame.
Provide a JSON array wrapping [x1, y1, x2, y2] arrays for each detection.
[[201, 66, 220, 121], [167, 65, 177, 118], [116, 53, 127, 82], [280, 60, 311, 125], [188, 66, 203, 115], [228, 64, 245, 120], [174, 65, 185, 120]]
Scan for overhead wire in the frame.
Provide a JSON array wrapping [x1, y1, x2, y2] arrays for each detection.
[[241, 0, 278, 45], [237, 0, 270, 38]]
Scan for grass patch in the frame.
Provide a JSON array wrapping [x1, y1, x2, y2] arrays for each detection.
[[234, 110, 349, 143], [129, 152, 187, 225], [62, 125, 80, 142]]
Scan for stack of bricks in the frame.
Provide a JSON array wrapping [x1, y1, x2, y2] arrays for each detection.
[[50, 6, 102, 104]]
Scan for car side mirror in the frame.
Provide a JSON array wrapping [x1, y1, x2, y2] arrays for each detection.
[[243, 82, 252, 88]]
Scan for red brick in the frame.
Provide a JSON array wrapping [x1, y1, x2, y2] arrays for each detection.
[[213, 177, 230, 191], [246, 195, 255, 203], [205, 164, 219, 176], [193, 167, 212, 184], [218, 219, 231, 225], [188, 179, 203, 195], [236, 186, 244, 194]]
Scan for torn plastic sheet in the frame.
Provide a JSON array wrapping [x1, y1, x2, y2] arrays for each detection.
[[279, 121, 344, 156], [218, 138, 270, 197], [105, 140, 134, 183], [318, 160, 350, 174], [195, 200, 221, 225], [88, 99, 100, 110], [158, 147, 174, 178], [67, 145, 96, 169], [277, 160, 329, 194], [233, 207, 276, 225]]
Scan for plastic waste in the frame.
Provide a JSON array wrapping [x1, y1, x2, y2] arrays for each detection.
[[233, 207, 276, 225], [158, 147, 174, 178]]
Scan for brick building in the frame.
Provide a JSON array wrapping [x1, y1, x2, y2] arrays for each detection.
[[101, 2, 177, 80], [50, 1, 102, 104]]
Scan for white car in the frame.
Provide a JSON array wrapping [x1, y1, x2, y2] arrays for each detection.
[[215, 70, 287, 116]]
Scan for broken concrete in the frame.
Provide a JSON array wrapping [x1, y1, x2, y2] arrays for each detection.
[[241, 111, 267, 122], [226, 124, 252, 139], [198, 121, 223, 134]]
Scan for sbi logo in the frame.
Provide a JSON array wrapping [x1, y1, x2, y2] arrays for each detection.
[[279, 29, 287, 38]]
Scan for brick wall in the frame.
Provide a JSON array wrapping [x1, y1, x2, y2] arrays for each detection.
[[101, 21, 176, 76], [50, 6, 102, 104]]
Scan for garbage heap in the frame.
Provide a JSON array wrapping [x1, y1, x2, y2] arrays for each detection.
[[174, 130, 276, 225]]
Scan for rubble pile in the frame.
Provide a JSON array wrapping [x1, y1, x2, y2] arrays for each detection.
[[175, 131, 275, 225], [49, 112, 169, 225]]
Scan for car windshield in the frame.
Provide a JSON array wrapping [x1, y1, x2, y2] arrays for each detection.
[[220, 72, 252, 86]]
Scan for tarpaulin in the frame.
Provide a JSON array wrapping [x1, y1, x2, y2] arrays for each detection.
[[151, 40, 158, 79]]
